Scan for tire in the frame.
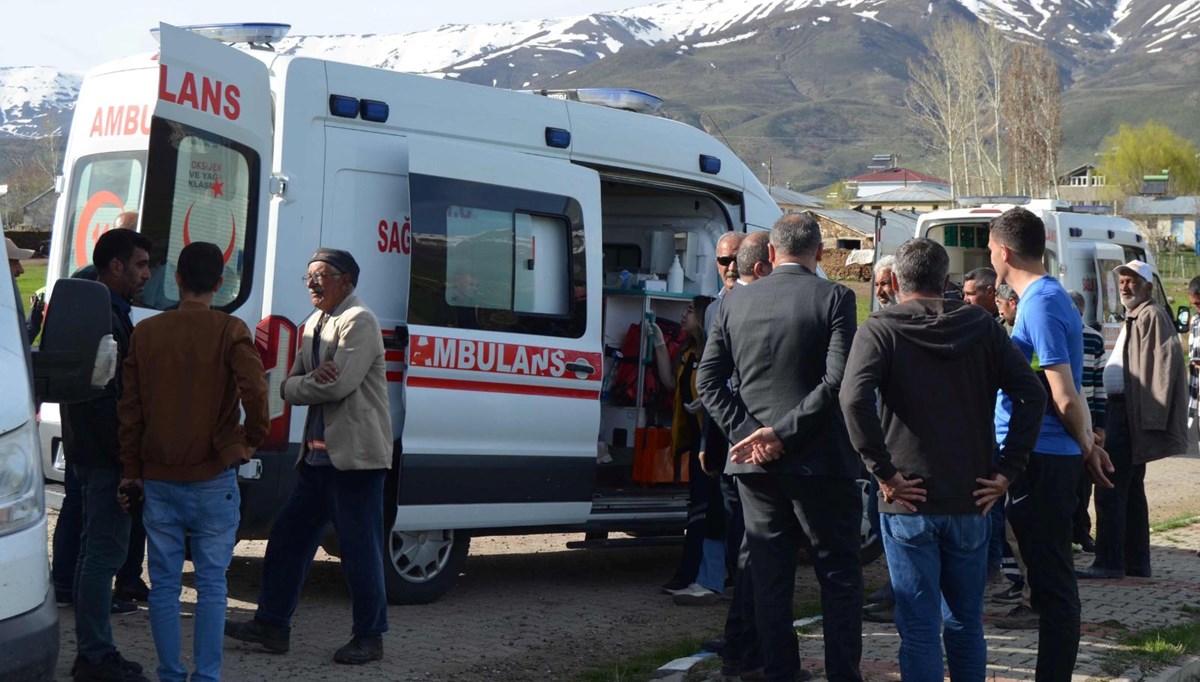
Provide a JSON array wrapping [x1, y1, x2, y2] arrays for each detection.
[[382, 525, 470, 605]]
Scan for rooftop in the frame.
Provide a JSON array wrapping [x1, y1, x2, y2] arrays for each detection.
[[849, 167, 949, 185]]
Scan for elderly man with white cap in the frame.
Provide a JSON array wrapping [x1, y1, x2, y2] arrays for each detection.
[[7, 236, 44, 339], [1078, 260, 1187, 580]]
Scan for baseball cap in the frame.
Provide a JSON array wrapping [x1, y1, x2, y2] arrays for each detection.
[[1114, 260, 1154, 282], [5, 237, 34, 261]]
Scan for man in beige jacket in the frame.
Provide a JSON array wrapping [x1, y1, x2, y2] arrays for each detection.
[[1079, 260, 1187, 580], [226, 248, 394, 664]]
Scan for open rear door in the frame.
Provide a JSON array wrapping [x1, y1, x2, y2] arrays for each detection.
[[139, 23, 273, 319], [1094, 242, 1127, 352]]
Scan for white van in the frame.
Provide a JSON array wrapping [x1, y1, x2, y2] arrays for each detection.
[[905, 199, 1175, 347], [2, 225, 115, 678], [38, 23, 887, 605]]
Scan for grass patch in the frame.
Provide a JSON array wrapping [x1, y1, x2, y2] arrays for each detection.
[[1150, 514, 1200, 533], [575, 637, 703, 682], [16, 264, 47, 302], [1101, 619, 1200, 676]]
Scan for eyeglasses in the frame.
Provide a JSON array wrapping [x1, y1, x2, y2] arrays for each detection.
[[716, 256, 736, 267], [301, 271, 340, 284]]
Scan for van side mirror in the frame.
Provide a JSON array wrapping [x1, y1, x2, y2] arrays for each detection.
[[1177, 305, 1191, 335], [32, 278, 117, 404]]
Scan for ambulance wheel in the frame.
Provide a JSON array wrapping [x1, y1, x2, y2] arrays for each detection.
[[383, 526, 470, 605]]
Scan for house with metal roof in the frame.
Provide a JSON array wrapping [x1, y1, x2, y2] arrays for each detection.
[[769, 185, 825, 212], [1124, 195, 1200, 250], [847, 167, 951, 199], [852, 185, 952, 212], [807, 208, 921, 251]]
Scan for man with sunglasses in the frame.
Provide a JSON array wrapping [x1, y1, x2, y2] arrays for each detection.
[[226, 248, 394, 666]]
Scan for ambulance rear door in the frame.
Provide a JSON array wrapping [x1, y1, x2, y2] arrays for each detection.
[[139, 23, 273, 324], [1094, 242, 1127, 352], [399, 135, 603, 531]]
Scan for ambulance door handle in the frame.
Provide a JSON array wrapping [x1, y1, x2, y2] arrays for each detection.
[[565, 362, 595, 375], [384, 325, 408, 351]]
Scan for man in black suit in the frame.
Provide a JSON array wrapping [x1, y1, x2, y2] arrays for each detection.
[[697, 212, 862, 682]]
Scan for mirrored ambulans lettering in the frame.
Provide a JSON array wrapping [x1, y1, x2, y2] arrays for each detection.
[[416, 336, 572, 378], [89, 105, 153, 138], [158, 65, 241, 121]]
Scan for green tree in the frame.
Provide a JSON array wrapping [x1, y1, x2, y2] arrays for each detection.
[[1096, 122, 1200, 198]]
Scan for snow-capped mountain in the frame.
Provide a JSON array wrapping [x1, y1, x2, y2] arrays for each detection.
[[0, 67, 81, 138]]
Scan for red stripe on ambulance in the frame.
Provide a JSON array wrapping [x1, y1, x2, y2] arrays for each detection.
[[407, 377, 598, 400]]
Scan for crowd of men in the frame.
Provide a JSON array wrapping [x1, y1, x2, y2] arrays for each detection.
[[689, 207, 1190, 682]]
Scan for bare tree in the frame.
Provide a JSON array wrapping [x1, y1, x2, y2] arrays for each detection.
[[1002, 42, 1061, 197]]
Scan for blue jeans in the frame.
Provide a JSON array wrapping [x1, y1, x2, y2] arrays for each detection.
[[144, 470, 240, 682], [74, 465, 131, 663], [255, 464, 388, 638], [54, 464, 147, 601], [882, 513, 989, 682]]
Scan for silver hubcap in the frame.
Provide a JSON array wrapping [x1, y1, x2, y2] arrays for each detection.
[[390, 528, 454, 583]]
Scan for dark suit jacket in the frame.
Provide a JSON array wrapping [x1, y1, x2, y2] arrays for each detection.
[[697, 263, 859, 478]]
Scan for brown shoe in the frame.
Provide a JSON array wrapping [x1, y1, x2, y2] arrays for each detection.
[[993, 604, 1039, 630]]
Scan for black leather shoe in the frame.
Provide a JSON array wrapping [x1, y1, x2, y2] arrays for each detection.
[[739, 667, 814, 681], [865, 583, 894, 604], [113, 577, 150, 602], [224, 618, 290, 653], [1078, 536, 1096, 553], [334, 635, 384, 664], [862, 598, 894, 623], [1076, 565, 1124, 580], [700, 634, 726, 654], [1126, 567, 1152, 578]]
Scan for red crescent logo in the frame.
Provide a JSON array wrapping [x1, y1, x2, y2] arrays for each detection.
[[75, 191, 125, 269], [182, 203, 238, 264]]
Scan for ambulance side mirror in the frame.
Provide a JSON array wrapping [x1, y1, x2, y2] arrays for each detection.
[[33, 278, 115, 404], [1177, 305, 1191, 335]]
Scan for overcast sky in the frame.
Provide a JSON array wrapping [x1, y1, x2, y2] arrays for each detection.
[[4, 0, 642, 73]]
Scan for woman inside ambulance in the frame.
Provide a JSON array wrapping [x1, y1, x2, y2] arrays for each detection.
[[648, 296, 726, 603]]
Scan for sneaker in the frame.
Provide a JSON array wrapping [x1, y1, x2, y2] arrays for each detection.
[[333, 635, 383, 664], [113, 577, 150, 602], [990, 583, 1023, 604], [110, 600, 138, 615], [71, 651, 148, 681], [672, 583, 721, 605], [993, 604, 1039, 630], [224, 618, 291, 654]]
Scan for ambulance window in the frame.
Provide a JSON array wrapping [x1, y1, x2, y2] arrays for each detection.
[[140, 117, 259, 312], [61, 152, 146, 275], [408, 174, 586, 338]]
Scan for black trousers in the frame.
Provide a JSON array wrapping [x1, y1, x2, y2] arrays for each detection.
[[1007, 452, 1082, 682], [1092, 398, 1152, 575], [736, 473, 863, 682]]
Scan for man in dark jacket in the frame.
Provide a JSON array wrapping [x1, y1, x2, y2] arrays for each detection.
[[62, 228, 151, 682], [840, 238, 1046, 680], [698, 212, 861, 682]]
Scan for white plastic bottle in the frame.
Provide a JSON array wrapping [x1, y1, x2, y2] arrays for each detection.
[[667, 255, 684, 293]]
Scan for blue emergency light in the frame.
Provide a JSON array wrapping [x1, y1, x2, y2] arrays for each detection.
[[545, 127, 571, 149], [329, 95, 360, 119], [360, 99, 389, 123], [699, 154, 721, 175]]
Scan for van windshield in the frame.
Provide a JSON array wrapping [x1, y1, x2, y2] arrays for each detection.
[[61, 152, 146, 276], [141, 117, 259, 311]]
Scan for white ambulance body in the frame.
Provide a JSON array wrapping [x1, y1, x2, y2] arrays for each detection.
[[909, 200, 1173, 348], [38, 24, 792, 603]]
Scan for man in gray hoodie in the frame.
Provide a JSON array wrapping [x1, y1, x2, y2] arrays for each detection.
[[840, 238, 1046, 681]]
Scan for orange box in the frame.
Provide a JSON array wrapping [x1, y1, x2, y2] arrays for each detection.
[[632, 427, 689, 484]]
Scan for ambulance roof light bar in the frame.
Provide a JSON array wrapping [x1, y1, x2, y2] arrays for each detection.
[[150, 22, 292, 50], [524, 88, 664, 115]]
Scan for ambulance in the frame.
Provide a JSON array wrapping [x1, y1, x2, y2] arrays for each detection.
[[905, 199, 1177, 347], [39, 23, 884, 604]]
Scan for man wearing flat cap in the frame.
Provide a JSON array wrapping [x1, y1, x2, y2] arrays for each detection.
[[7, 236, 44, 340], [1078, 260, 1187, 581], [226, 248, 393, 665]]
